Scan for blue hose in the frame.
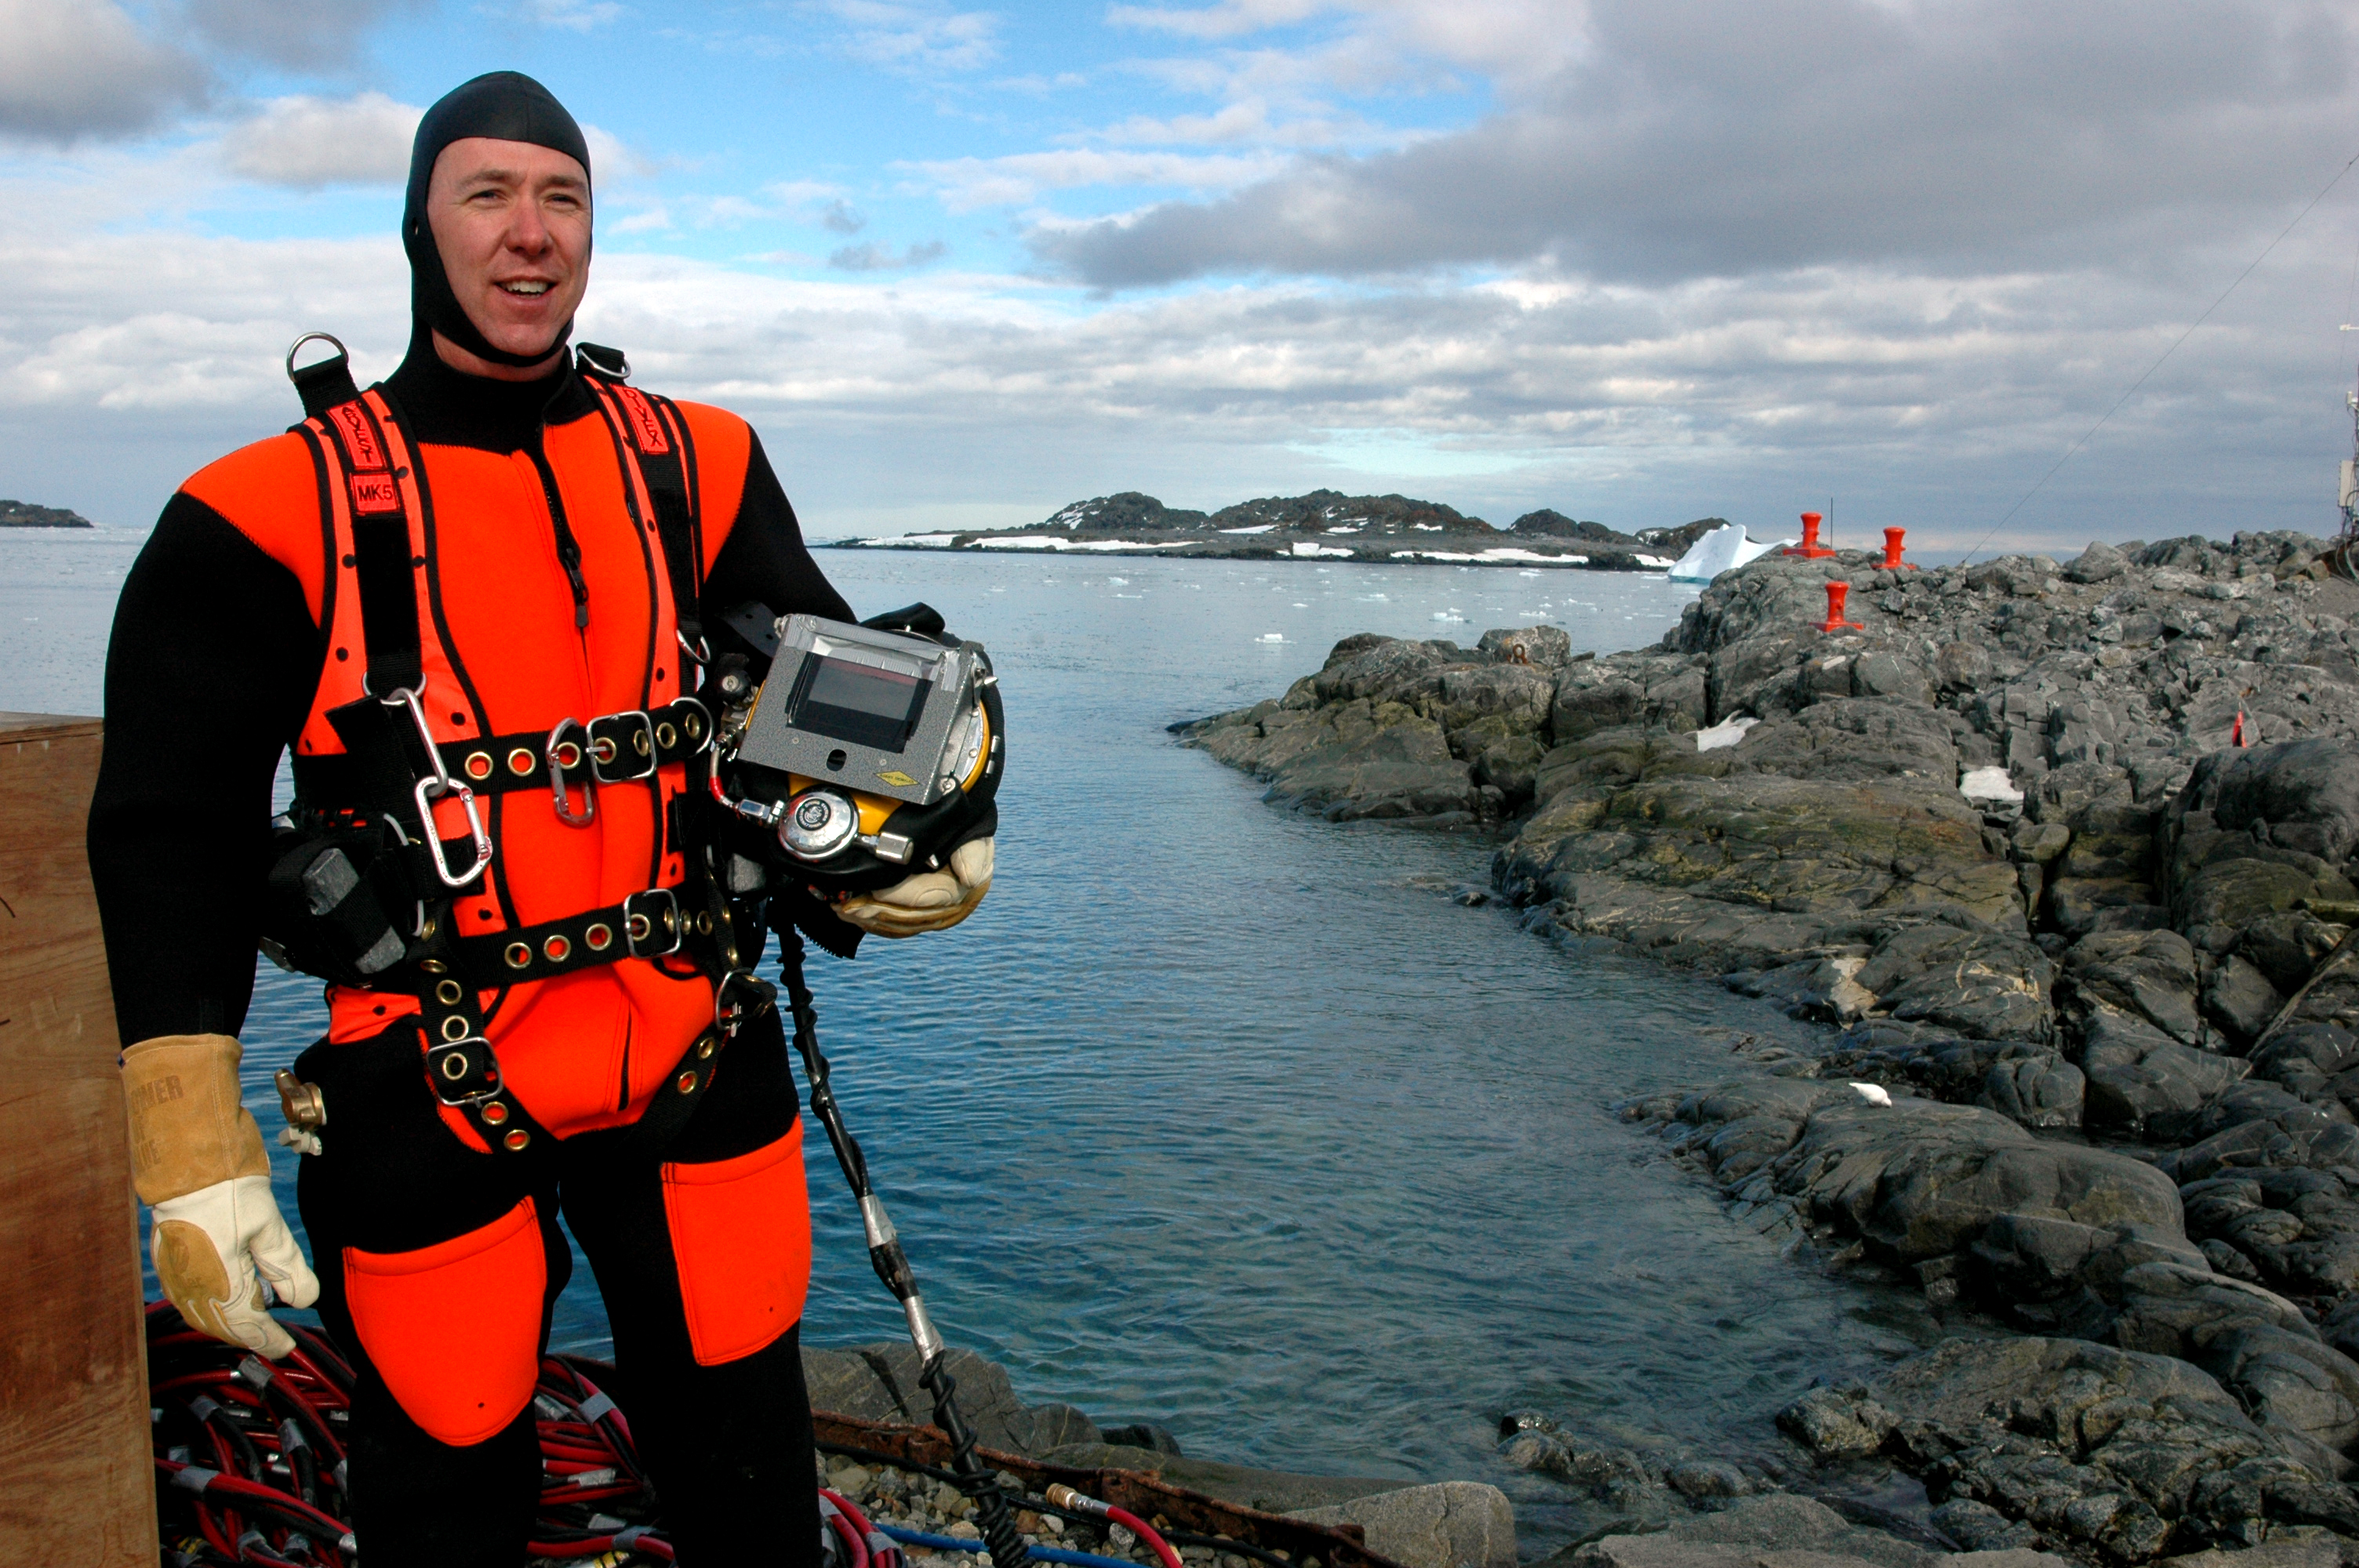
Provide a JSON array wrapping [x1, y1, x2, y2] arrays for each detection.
[[877, 1523, 1140, 1568]]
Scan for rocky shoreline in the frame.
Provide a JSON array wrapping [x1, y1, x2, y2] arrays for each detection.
[[1173, 532, 2359, 1563]]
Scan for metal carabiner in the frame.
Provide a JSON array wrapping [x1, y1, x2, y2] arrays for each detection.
[[382, 683, 456, 793], [413, 775, 494, 888], [546, 717, 594, 826], [383, 681, 493, 887], [678, 629, 712, 667]]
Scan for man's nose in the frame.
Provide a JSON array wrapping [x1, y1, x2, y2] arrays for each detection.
[[507, 201, 552, 254]]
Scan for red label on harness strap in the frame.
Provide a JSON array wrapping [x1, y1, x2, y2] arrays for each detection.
[[328, 401, 387, 470], [351, 472, 401, 514], [615, 386, 671, 455]]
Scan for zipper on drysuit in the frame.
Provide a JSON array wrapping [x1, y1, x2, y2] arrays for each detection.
[[529, 447, 591, 630]]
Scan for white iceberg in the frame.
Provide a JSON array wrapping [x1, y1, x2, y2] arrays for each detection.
[[1668, 524, 1790, 582]]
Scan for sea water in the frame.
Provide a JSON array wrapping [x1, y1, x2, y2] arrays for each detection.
[[2, 531, 1925, 1550]]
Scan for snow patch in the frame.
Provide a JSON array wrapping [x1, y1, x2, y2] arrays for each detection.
[[1693, 715, 1758, 751], [1959, 766, 2023, 803]]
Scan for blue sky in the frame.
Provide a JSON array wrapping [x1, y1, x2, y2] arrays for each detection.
[[5, 0, 2359, 550]]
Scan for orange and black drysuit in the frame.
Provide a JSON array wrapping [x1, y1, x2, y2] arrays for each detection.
[[88, 336, 851, 1565]]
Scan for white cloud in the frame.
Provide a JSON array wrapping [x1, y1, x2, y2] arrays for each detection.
[[0, 0, 205, 141], [183, 0, 427, 68], [222, 93, 420, 190], [521, 0, 626, 29], [1040, 0, 2359, 290], [828, 239, 948, 270], [823, 0, 1001, 72], [911, 147, 1291, 211], [1107, 0, 1334, 42]]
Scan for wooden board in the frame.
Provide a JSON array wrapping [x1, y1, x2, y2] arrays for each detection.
[[0, 713, 155, 1563]]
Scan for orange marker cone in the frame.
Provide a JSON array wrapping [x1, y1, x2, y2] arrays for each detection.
[[1816, 581, 1863, 633], [1880, 527, 1916, 570], [1783, 511, 1834, 560]]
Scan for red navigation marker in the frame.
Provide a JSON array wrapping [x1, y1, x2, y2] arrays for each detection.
[[1880, 527, 1917, 570], [1816, 580, 1864, 633], [1783, 511, 1834, 559]]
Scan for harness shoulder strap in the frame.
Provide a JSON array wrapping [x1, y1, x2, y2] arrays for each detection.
[[576, 344, 707, 662], [310, 390, 427, 699]]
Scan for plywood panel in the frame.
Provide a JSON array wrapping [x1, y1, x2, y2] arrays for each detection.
[[0, 713, 155, 1564]]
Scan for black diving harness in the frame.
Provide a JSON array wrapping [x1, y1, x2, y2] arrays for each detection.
[[275, 335, 1033, 1568]]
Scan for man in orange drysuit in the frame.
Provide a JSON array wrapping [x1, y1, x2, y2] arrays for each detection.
[[87, 71, 991, 1566]]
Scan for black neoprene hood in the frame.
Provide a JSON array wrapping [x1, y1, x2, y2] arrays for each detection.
[[402, 71, 593, 369]]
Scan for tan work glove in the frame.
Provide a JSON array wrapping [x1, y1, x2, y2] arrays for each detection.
[[834, 837, 994, 938], [123, 1035, 319, 1358]]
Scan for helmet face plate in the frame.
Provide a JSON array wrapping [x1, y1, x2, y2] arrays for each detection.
[[720, 613, 1004, 895]]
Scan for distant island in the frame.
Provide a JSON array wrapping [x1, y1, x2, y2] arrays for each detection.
[[827, 489, 1728, 571], [0, 500, 93, 528]]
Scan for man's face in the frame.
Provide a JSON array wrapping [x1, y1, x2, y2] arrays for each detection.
[[425, 136, 591, 361]]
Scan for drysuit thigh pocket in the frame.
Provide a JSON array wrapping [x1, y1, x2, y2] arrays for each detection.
[[661, 1120, 811, 1367], [344, 1196, 547, 1446]]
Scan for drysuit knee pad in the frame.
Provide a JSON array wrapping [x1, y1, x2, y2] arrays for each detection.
[[344, 1196, 548, 1446], [662, 1121, 811, 1366]]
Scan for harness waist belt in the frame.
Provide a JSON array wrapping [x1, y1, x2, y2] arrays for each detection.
[[294, 698, 713, 804]]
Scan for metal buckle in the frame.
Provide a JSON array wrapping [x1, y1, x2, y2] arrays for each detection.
[[623, 888, 683, 958], [427, 1037, 502, 1107], [591, 710, 656, 782], [383, 682, 493, 887], [546, 716, 594, 826]]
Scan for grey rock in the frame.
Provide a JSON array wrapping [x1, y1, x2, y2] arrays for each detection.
[[2062, 928, 2202, 1044], [1036, 1443, 1403, 1514], [1928, 1499, 2041, 1552], [809, 1341, 1103, 1457], [2077, 1018, 2248, 1141], [1980, 1054, 2085, 1130], [1289, 1481, 1516, 1568], [2205, 953, 2287, 1049], [2066, 543, 2130, 584], [2109, 1261, 2318, 1359], [1477, 623, 1574, 669], [2183, 738, 2359, 865], [1564, 1495, 1951, 1568], [1778, 1383, 1897, 1456]]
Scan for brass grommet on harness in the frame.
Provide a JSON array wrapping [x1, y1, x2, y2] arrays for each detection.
[[543, 934, 570, 962], [464, 751, 493, 780], [480, 1101, 510, 1125], [503, 1129, 530, 1151], [440, 1053, 471, 1080], [586, 922, 612, 950], [441, 1015, 471, 1043], [434, 978, 463, 1005], [505, 942, 532, 970], [508, 747, 536, 777], [675, 1071, 696, 1094]]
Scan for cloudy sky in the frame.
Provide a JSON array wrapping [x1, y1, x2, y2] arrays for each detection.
[[3, 0, 2358, 550]]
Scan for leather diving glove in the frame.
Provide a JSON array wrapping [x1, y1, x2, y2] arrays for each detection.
[[122, 1034, 319, 1358], [834, 835, 994, 938]]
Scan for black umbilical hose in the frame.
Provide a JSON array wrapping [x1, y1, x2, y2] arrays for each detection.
[[779, 930, 1030, 1568]]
